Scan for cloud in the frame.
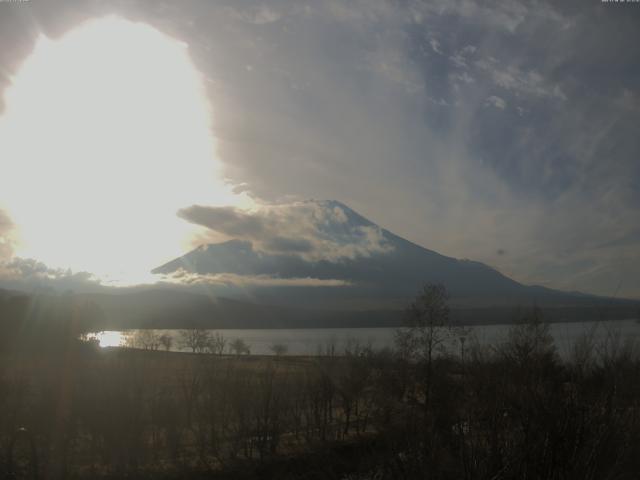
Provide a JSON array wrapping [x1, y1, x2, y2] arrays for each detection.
[[429, 38, 443, 55], [263, 236, 313, 254], [180, 205, 266, 237], [224, 5, 282, 25], [159, 269, 351, 287], [450, 72, 475, 85], [475, 59, 567, 100], [178, 201, 394, 262], [0, 257, 102, 292], [0, 209, 15, 261], [423, 0, 564, 34], [366, 46, 424, 95], [484, 95, 506, 109], [617, 89, 640, 112], [450, 49, 473, 69]]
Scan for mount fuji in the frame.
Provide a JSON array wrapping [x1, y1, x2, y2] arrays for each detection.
[[152, 200, 624, 313]]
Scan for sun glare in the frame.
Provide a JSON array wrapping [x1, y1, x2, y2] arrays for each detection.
[[0, 17, 245, 285], [89, 330, 125, 348]]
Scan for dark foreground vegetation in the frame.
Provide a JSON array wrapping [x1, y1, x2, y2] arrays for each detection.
[[1, 286, 639, 479]]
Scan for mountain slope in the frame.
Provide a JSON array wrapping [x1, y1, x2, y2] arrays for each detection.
[[153, 200, 616, 309]]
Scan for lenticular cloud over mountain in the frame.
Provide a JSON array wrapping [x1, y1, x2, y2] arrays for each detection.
[[177, 200, 394, 263]]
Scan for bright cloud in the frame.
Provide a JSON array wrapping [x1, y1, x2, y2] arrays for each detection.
[[178, 201, 394, 263], [160, 269, 351, 287]]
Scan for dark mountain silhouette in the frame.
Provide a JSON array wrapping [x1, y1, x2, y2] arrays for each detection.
[[1, 285, 637, 333], [153, 200, 628, 310], [74, 288, 400, 329]]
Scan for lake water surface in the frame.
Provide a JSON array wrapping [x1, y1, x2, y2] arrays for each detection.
[[88, 319, 640, 358]]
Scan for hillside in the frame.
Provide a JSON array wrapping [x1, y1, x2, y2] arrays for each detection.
[[153, 200, 626, 310]]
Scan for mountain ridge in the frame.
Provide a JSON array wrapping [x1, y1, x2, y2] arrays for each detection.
[[153, 199, 618, 310]]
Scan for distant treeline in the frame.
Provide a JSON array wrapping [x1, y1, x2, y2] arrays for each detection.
[[103, 304, 640, 330], [451, 304, 640, 325], [1, 288, 638, 335]]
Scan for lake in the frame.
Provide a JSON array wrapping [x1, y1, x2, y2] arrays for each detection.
[[86, 319, 640, 358]]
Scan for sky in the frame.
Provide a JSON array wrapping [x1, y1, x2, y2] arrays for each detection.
[[0, 0, 639, 299]]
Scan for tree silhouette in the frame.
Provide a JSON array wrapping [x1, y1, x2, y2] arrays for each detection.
[[178, 329, 211, 353], [159, 334, 173, 352], [270, 343, 288, 356], [230, 338, 250, 356]]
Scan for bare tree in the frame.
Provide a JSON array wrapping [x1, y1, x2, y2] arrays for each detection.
[[501, 305, 556, 367], [395, 283, 453, 433], [159, 334, 173, 352], [316, 336, 337, 357], [178, 329, 211, 353], [397, 284, 452, 363], [137, 330, 161, 350], [270, 343, 288, 356], [206, 332, 226, 355], [229, 338, 250, 356]]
